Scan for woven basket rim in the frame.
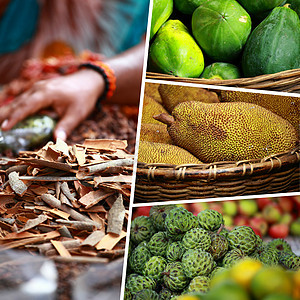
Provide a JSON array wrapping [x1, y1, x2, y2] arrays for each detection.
[[136, 147, 300, 182], [146, 68, 300, 93]]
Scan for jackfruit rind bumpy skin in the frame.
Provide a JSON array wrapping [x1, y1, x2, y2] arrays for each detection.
[[138, 141, 202, 165], [130, 216, 156, 245], [166, 101, 299, 162], [141, 95, 169, 125], [158, 84, 219, 113], [140, 123, 173, 144], [197, 209, 224, 231], [181, 249, 214, 278], [227, 226, 258, 255], [181, 227, 211, 251], [220, 90, 300, 136], [165, 207, 197, 236]]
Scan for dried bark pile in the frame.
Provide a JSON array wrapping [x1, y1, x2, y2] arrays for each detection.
[[0, 138, 134, 262]]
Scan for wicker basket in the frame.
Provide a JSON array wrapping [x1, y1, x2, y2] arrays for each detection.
[[134, 147, 300, 202], [146, 68, 300, 94]]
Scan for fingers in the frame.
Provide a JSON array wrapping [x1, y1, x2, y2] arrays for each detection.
[[53, 107, 86, 141], [0, 87, 50, 130]]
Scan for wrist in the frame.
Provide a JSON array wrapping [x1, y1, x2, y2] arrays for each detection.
[[79, 62, 116, 109]]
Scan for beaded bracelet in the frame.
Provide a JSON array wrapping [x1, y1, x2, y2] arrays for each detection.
[[79, 61, 116, 109]]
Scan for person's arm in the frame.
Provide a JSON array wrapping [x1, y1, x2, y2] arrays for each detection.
[[106, 40, 145, 106], [0, 40, 145, 141]]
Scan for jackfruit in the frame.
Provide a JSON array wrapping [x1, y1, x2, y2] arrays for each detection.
[[220, 90, 300, 136], [138, 141, 202, 165], [158, 84, 219, 113], [154, 101, 299, 163], [141, 95, 168, 125], [144, 82, 163, 104], [140, 123, 173, 144]]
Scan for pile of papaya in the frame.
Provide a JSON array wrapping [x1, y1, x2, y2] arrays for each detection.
[[148, 0, 300, 80]]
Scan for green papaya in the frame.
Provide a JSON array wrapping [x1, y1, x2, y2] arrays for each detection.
[[150, 0, 173, 40], [0, 115, 55, 153], [201, 62, 241, 80], [191, 0, 252, 62], [174, 0, 204, 15], [149, 20, 205, 78], [242, 6, 300, 77], [237, 0, 286, 15]]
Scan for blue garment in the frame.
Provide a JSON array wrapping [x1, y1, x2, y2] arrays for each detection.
[[0, 0, 40, 54], [96, 0, 150, 56]]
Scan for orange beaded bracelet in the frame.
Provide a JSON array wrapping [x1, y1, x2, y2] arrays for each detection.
[[79, 61, 116, 109]]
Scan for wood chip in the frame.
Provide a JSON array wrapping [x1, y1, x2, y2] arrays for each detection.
[[8, 171, 28, 196], [51, 240, 72, 257], [95, 231, 127, 251], [17, 214, 48, 233], [107, 194, 125, 236]]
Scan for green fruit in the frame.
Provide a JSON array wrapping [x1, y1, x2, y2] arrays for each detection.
[[133, 289, 160, 300], [262, 294, 294, 300], [186, 276, 210, 293], [149, 19, 205, 77], [165, 207, 197, 236], [150, 0, 173, 40], [159, 287, 176, 300], [237, 0, 285, 15], [222, 248, 247, 268], [149, 205, 177, 231], [182, 227, 211, 251], [163, 262, 190, 292], [124, 289, 133, 300], [197, 209, 224, 231], [130, 216, 155, 244], [267, 239, 293, 254], [191, 0, 251, 62], [280, 252, 300, 270], [125, 274, 156, 294], [148, 231, 170, 256], [201, 62, 241, 80], [182, 249, 214, 278], [209, 232, 229, 260], [256, 246, 279, 266], [166, 241, 185, 262], [156, 101, 299, 163], [250, 266, 293, 299], [290, 218, 300, 236], [227, 226, 259, 255], [144, 256, 167, 282], [242, 6, 300, 77], [205, 280, 250, 300], [129, 243, 152, 274], [174, 0, 204, 14]]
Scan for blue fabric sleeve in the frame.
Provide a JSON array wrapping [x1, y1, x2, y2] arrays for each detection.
[[0, 0, 40, 54]]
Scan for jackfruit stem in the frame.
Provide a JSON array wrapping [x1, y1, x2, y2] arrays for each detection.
[[153, 113, 174, 126]]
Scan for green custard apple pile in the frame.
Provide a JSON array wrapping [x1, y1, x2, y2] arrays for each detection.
[[124, 205, 300, 299], [148, 0, 300, 80]]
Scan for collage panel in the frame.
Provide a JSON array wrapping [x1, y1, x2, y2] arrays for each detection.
[[134, 81, 299, 203], [124, 195, 300, 299], [147, 0, 300, 94]]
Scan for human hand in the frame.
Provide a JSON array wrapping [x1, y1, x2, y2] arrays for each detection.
[[0, 69, 104, 141]]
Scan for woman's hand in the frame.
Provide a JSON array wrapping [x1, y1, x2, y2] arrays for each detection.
[[0, 68, 104, 141]]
